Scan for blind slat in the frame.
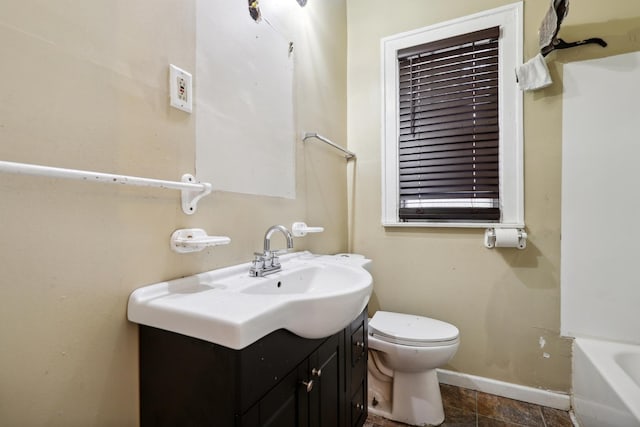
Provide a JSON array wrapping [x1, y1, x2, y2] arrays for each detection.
[[400, 146, 499, 160], [400, 98, 497, 119], [399, 77, 498, 101], [400, 169, 498, 179], [399, 66, 499, 92], [398, 27, 500, 59], [399, 42, 498, 70], [399, 58, 497, 83], [399, 125, 499, 141], [400, 157, 498, 169], [399, 87, 498, 109], [400, 132, 498, 147], [399, 140, 498, 155], [399, 207, 501, 221], [400, 179, 499, 190], [400, 109, 498, 129], [399, 163, 498, 177], [400, 187, 499, 196]]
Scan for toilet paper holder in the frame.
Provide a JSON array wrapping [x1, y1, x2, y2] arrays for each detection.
[[484, 228, 527, 250]]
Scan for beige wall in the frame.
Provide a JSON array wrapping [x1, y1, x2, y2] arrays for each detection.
[[347, 0, 640, 392], [0, 1, 346, 425]]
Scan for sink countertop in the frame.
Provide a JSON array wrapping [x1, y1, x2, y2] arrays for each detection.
[[128, 252, 373, 349]]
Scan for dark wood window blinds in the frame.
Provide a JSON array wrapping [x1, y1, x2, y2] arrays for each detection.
[[397, 26, 501, 222]]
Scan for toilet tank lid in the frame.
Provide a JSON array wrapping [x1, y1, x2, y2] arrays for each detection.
[[369, 311, 459, 343]]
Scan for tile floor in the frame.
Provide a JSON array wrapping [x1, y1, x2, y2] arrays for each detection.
[[364, 384, 574, 427]]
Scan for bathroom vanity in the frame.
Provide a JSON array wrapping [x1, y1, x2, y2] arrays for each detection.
[[128, 251, 373, 426], [138, 308, 368, 427]]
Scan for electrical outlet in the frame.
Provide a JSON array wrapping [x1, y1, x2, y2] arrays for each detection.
[[169, 64, 192, 113]]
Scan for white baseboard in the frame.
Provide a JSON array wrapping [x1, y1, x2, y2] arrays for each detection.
[[437, 369, 571, 411]]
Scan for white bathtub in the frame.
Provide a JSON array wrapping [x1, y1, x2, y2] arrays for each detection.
[[573, 337, 640, 427]]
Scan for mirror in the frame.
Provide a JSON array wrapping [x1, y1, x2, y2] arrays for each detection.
[[196, 0, 297, 198]]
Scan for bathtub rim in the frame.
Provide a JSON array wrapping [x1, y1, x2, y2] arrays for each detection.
[[574, 336, 640, 422]]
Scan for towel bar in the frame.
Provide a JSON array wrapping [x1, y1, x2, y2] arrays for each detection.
[[302, 132, 356, 160], [0, 160, 212, 214]]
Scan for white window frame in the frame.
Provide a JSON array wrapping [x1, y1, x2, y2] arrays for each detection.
[[381, 2, 524, 228]]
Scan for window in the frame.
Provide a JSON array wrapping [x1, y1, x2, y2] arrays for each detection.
[[381, 3, 523, 228]]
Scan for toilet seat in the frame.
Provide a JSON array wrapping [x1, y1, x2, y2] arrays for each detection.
[[369, 311, 459, 348]]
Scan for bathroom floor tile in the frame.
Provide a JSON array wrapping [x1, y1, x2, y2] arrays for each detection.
[[442, 405, 477, 426], [477, 415, 528, 426], [477, 392, 545, 426], [441, 383, 477, 413], [365, 413, 413, 426], [363, 414, 386, 427], [541, 406, 573, 427]]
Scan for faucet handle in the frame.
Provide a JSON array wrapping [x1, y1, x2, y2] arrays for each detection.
[[250, 254, 265, 270], [292, 222, 324, 237]]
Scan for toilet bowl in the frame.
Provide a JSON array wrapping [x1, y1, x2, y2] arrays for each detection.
[[367, 311, 459, 426]]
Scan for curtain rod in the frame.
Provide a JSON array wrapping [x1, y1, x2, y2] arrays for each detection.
[[0, 160, 212, 215]]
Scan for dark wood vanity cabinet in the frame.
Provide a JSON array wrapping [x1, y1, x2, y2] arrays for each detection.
[[139, 308, 368, 427]]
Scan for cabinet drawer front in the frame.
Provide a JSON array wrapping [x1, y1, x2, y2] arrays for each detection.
[[350, 323, 366, 366], [350, 381, 367, 427]]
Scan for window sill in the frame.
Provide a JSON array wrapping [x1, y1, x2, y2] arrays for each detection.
[[382, 221, 525, 229]]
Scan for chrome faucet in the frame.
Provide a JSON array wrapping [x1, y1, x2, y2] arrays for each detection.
[[249, 225, 294, 277]]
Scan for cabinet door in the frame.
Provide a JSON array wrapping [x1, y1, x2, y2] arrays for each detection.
[[240, 364, 309, 427], [307, 332, 345, 427]]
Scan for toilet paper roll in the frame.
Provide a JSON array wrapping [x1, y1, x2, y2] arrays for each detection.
[[494, 228, 521, 248]]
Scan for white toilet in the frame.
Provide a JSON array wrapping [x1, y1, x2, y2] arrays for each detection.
[[367, 311, 460, 426]]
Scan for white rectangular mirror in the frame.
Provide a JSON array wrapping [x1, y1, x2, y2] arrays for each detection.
[[196, 0, 296, 199]]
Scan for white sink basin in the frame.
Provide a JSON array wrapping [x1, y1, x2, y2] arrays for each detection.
[[127, 252, 373, 349]]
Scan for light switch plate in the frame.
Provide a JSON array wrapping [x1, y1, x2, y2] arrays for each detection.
[[169, 64, 192, 113]]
